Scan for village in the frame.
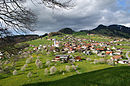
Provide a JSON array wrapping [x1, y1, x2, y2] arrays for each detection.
[[22, 35, 130, 65], [0, 34, 130, 86], [0, 35, 129, 65]]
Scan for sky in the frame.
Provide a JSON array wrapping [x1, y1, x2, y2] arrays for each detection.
[[5, 0, 130, 35]]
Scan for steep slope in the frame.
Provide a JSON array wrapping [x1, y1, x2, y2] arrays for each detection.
[[23, 66, 130, 86]]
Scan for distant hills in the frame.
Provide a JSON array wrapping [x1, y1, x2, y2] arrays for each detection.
[[58, 28, 75, 34], [80, 24, 130, 38], [59, 24, 130, 38]]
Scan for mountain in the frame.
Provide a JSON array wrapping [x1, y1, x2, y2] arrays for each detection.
[[58, 28, 75, 34], [80, 24, 130, 38]]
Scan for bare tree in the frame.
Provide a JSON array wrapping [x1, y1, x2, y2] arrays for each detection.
[[0, 0, 74, 34], [0, 27, 12, 38], [0, 0, 36, 32]]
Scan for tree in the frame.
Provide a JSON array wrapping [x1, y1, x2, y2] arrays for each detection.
[[13, 70, 17, 75], [0, 0, 74, 34], [0, 27, 12, 38], [50, 66, 57, 74], [65, 65, 70, 72], [27, 71, 32, 78]]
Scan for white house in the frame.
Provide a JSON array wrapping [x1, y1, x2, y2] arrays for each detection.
[[0, 52, 3, 59], [118, 60, 128, 64], [113, 52, 121, 55], [54, 39, 59, 47], [112, 47, 116, 50], [111, 55, 123, 61], [92, 50, 98, 54], [109, 53, 113, 56], [107, 48, 110, 50], [38, 45, 42, 50]]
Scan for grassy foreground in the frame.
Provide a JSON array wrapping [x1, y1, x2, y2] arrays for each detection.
[[23, 66, 130, 86]]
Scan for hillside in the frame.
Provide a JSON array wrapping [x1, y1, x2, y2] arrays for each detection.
[[80, 24, 130, 38], [0, 33, 130, 86], [24, 66, 130, 86], [58, 28, 75, 34]]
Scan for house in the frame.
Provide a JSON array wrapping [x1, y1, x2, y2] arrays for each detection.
[[83, 51, 91, 55], [118, 60, 128, 64], [97, 52, 106, 57], [54, 39, 59, 47], [96, 48, 105, 52], [113, 51, 122, 55], [111, 55, 123, 61], [43, 45, 47, 49], [112, 47, 116, 50], [92, 50, 98, 54], [107, 48, 110, 50], [38, 45, 42, 50], [52, 55, 70, 63], [75, 56, 82, 61], [0, 52, 3, 59], [81, 45, 87, 49], [106, 51, 113, 56]]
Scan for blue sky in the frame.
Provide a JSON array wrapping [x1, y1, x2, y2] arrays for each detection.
[[118, 0, 126, 6]]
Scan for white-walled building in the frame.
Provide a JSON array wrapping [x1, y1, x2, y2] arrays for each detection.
[[54, 39, 59, 47]]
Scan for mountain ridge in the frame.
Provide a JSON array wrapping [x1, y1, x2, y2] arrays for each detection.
[[59, 24, 130, 38]]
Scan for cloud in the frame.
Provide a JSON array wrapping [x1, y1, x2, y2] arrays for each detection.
[[25, 0, 130, 35]]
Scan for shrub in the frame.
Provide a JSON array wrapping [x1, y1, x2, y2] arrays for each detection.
[[107, 59, 113, 65], [50, 66, 57, 74], [21, 66, 25, 71], [76, 70, 80, 74], [26, 58, 32, 64], [86, 58, 92, 61], [27, 72, 32, 78], [48, 32, 62, 37], [62, 72, 65, 75], [36, 61, 43, 69], [59, 68, 63, 73], [24, 64, 28, 67], [65, 65, 70, 72], [21, 64, 27, 71], [99, 58, 106, 64], [4, 60, 10, 65], [15, 43, 29, 50], [13, 70, 17, 75], [11, 62, 16, 67], [45, 61, 51, 67], [93, 59, 99, 64], [35, 59, 40, 65], [0, 69, 3, 73], [75, 64, 79, 69], [71, 65, 76, 71], [44, 68, 48, 75], [3, 66, 10, 73]]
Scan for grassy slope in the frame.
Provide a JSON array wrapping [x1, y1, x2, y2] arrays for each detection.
[[23, 66, 130, 86], [0, 34, 129, 86], [0, 59, 112, 86]]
